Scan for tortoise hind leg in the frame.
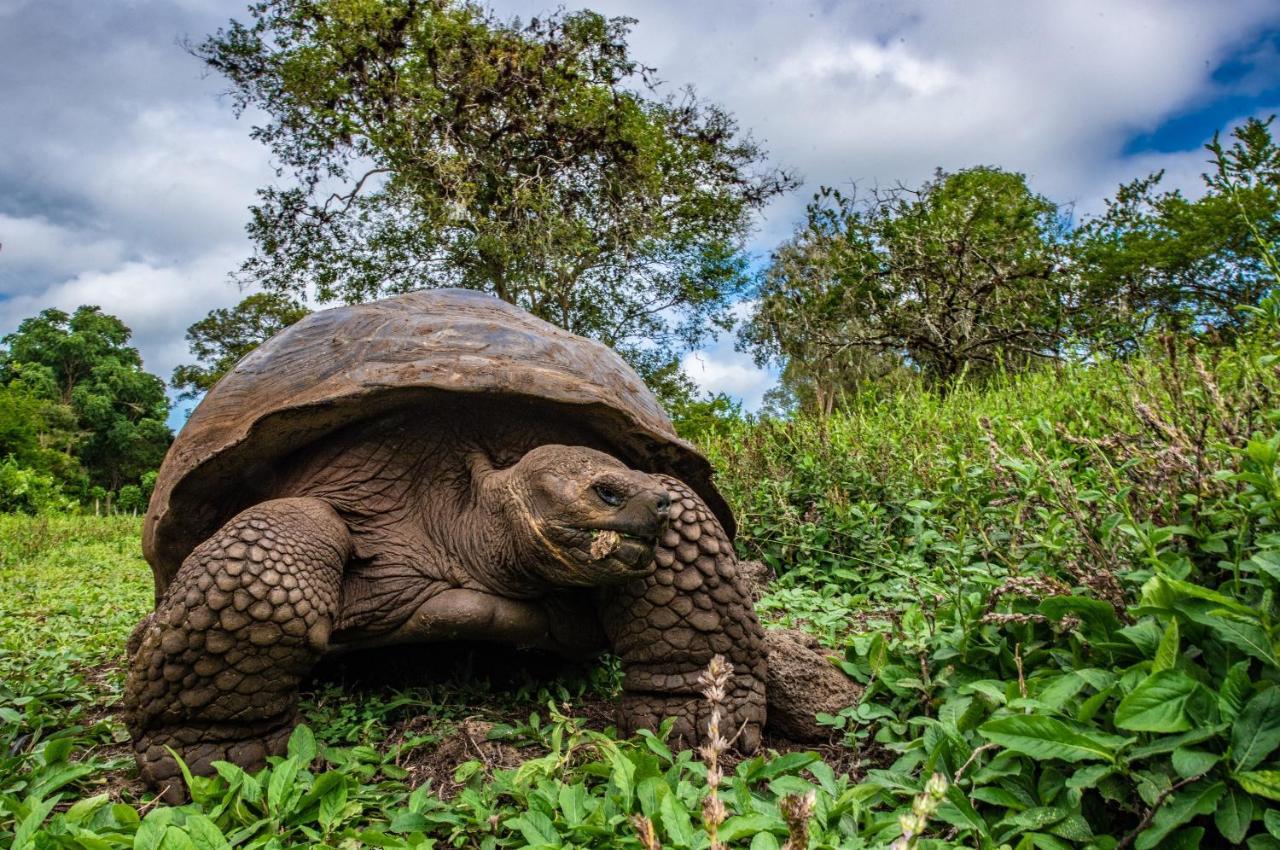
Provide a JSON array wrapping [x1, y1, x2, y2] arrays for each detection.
[[602, 476, 767, 752], [124, 497, 350, 801]]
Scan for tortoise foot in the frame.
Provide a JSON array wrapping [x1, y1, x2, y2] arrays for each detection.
[[135, 719, 295, 803], [124, 498, 351, 797]]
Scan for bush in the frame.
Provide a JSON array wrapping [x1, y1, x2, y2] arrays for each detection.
[[0, 457, 75, 514]]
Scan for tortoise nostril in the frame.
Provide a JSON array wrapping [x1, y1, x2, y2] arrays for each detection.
[[655, 492, 671, 514]]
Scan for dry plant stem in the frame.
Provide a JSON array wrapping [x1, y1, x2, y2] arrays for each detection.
[[698, 654, 732, 850], [1114, 773, 1206, 850], [780, 791, 816, 850], [632, 814, 663, 850]]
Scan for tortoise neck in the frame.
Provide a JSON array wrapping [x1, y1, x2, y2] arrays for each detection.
[[465, 463, 554, 598]]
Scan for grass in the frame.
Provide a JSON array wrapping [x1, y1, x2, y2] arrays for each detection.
[[4, 328, 1280, 848]]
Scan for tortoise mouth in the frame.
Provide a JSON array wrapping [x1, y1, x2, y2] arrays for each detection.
[[548, 523, 661, 572]]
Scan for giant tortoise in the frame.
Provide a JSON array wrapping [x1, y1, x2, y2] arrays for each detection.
[[125, 288, 799, 797]]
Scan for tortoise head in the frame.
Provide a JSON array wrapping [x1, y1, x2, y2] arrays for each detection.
[[486, 444, 671, 586]]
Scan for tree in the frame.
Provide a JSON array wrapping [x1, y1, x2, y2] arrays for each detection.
[[172, 292, 309, 400], [1, 306, 171, 493], [1072, 116, 1280, 346], [739, 187, 902, 416], [743, 169, 1067, 408], [193, 0, 794, 382]]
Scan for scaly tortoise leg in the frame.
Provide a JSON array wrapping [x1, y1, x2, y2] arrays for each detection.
[[123, 497, 350, 800], [602, 475, 767, 752]]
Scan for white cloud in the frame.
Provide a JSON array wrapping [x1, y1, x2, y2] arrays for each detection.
[[2, 0, 1277, 417], [0, 248, 249, 386], [0, 214, 125, 288]]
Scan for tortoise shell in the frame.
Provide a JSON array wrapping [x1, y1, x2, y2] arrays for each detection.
[[144, 288, 734, 597]]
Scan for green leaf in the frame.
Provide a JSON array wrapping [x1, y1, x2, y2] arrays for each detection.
[[1232, 688, 1280, 770], [718, 814, 779, 843], [1236, 770, 1280, 801], [1065, 764, 1114, 789], [937, 786, 986, 832], [1249, 550, 1280, 584], [157, 827, 196, 850], [267, 756, 301, 816], [1153, 618, 1180, 671], [506, 811, 561, 847], [1039, 596, 1119, 634], [1135, 779, 1224, 850], [979, 715, 1128, 763], [134, 809, 175, 850], [659, 793, 695, 849], [558, 783, 588, 827], [751, 751, 819, 780], [287, 725, 317, 765], [14, 795, 59, 850], [1171, 748, 1221, 778], [1178, 603, 1278, 666], [750, 832, 781, 850], [1215, 786, 1254, 845], [1266, 808, 1280, 838], [1219, 661, 1253, 721], [1115, 670, 1200, 732]]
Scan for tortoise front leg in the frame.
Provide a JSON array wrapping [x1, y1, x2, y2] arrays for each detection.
[[602, 476, 767, 752], [124, 497, 350, 801]]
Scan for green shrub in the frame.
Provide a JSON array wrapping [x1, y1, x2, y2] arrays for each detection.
[[0, 457, 75, 514]]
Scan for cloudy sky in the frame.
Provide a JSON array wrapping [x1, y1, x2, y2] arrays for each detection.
[[2, 0, 1278, 424]]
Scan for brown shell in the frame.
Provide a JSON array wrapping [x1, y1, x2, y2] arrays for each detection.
[[144, 288, 734, 597]]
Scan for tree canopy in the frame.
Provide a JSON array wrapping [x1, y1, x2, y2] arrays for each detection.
[[192, 0, 794, 385], [171, 292, 310, 400], [0, 306, 171, 499], [742, 167, 1068, 413], [1071, 117, 1280, 347]]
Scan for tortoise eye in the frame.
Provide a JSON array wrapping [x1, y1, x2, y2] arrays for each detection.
[[594, 484, 623, 507]]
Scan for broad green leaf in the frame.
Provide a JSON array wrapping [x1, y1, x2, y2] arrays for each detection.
[[750, 832, 781, 850], [979, 715, 1127, 763], [267, 756, 301, 816], [14, 795, 60, 850], [1129, 725, 1227, 759], [1232, 688, 1280, 770], [1119, 619, 1164, 656], [1170, 747, 1220, 778], [506, 811, 561, 847], [1153, 618, 1180, 671], [1039, 596, 1119, 634], [1219, 661, 1252, 721], [936, 786, 985, 832], [659, 792, 695, 849], [1215, 786, 1254, 845], [157, 826, 197, 850], [1266, 808, 1280, 838], [558, 783, 588, 827], [752, 751, 819, 780], [287, 724, 317, 764], [389, 812, 430, 833], [1177, 603, 1278, 666], [1236, 770, 1280, 801], [1115, 670, 1200, 732], [184, 815, 231, 850], [1154, 576, 1254, 617], [718, 813, 779, 843], [1065, 764, 1114, 789], [1249, 550, 1280, 584], [134, 809, 176, 850], [1135, 779, 1224, 850]]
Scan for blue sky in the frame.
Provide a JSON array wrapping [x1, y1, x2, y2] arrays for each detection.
[[1, 0, 1278, 426]]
